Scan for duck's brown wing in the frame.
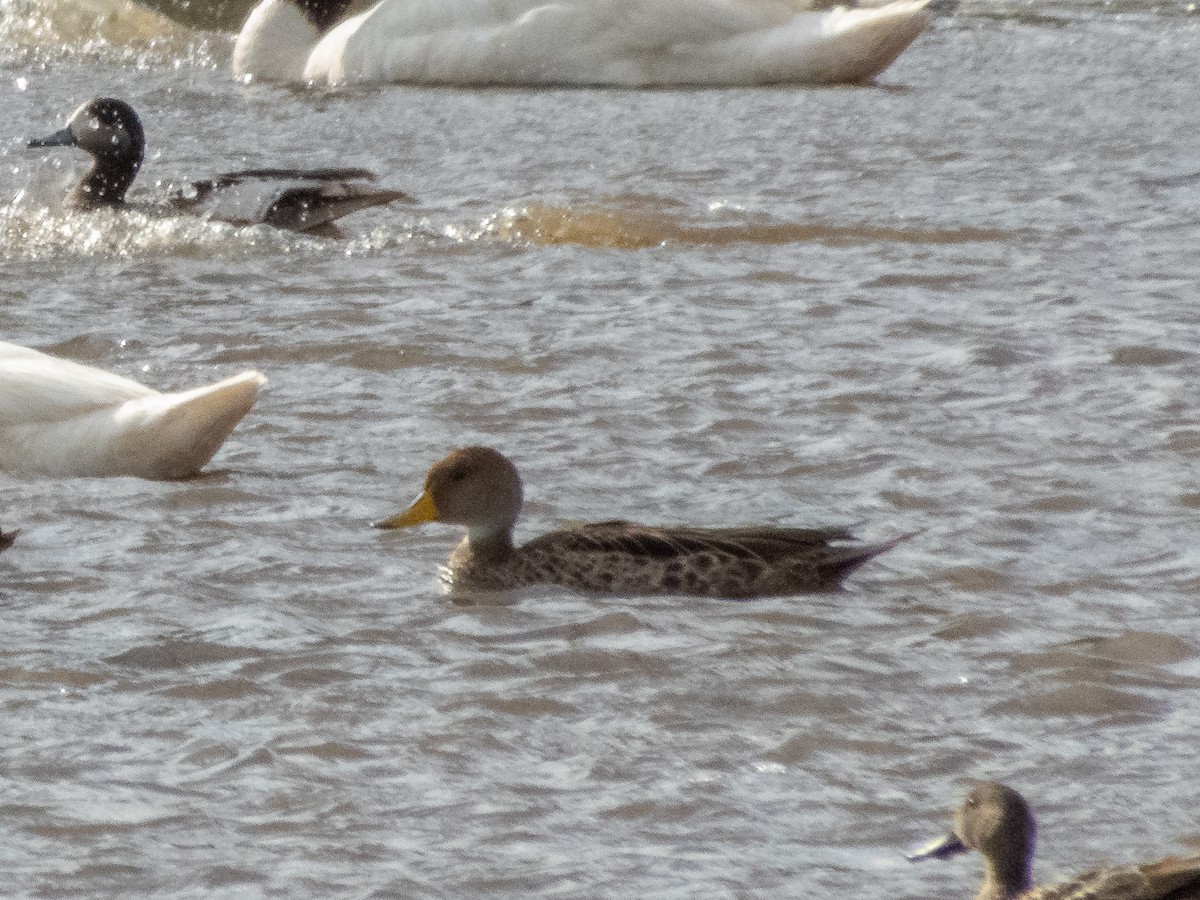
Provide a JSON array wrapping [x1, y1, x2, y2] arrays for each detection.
[[518, 521, 901, 597], [211, 167, 380, 184], [1030, 856, 1200, 900], [178, 167, 383, 202], [171, 169, 414, 234], [530, 521, 858, 563]]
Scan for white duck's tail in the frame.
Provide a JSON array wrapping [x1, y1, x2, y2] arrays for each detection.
[[673, 0, 932, 87], [816, 1, 931, 83], [112, 370, 266, 479]]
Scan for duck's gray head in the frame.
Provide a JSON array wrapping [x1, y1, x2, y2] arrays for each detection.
[[373, 446, 526, 553], [28, 98, 146, 207], [908, 782, 1036, 899]]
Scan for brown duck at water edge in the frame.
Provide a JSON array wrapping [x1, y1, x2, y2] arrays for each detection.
[[908, 782, 1200, 900], [27, 98, 413, 237], [373, 446, 912, 598]]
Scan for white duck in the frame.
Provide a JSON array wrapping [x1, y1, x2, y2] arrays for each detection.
[[232, 0, 933, 87], [0, 342, 265, 479]]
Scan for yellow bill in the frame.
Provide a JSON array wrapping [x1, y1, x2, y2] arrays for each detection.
[[373, 489, 439, 529]]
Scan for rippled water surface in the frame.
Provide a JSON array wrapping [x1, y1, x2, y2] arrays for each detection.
[[3, 1, 1200, 896]]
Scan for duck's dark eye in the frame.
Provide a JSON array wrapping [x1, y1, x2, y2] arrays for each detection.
[[447, 466, 467, 483]]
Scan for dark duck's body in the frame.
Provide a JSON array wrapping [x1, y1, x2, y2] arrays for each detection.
[[374, 446, 910, 598], [27, 98, 411, 236], [0, 528, 16, 553], [909, 782, 1200, 900]]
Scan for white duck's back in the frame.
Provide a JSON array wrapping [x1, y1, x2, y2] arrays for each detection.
[[0, 342, 265, 479], [232, 0, 323, 82], [0, 342, 153, 420], [236, 0, 931, 86]]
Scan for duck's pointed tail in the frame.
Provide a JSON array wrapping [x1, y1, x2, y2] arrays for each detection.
[[823, 530, 920, 582], [814, 1, 931, 83], [118, 370, 266, 479]]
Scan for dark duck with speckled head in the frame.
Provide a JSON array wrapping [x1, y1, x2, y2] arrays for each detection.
[[27, 97, 412, 237], [374, 445, 912, 597]]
